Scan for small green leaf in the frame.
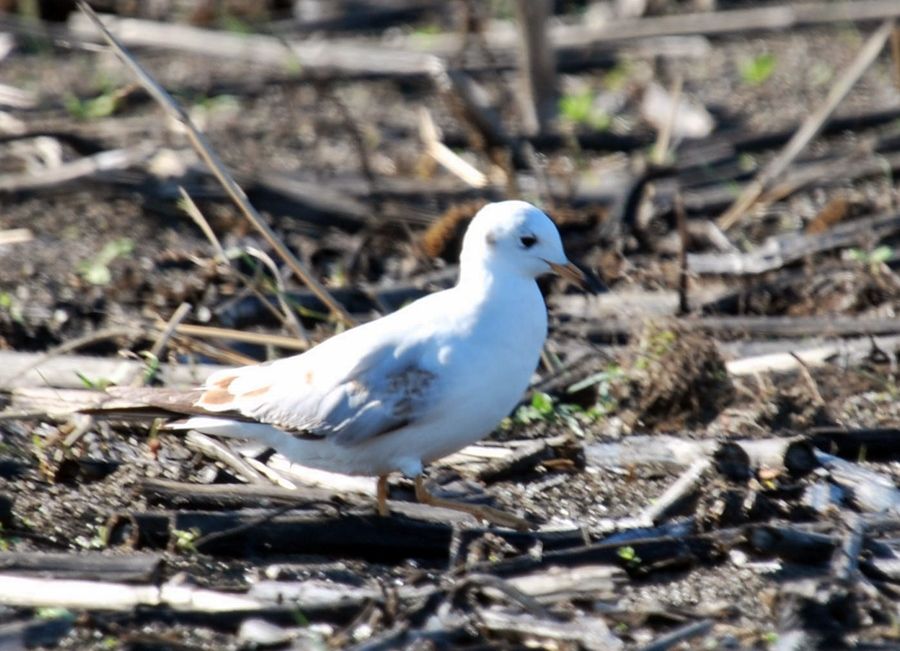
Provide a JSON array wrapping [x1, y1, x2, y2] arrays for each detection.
[[559, 89, 611, 131], [530, 391, 555, 416], [81, 264, 111, 286], [617, 545, 638, 562], [740, 53, 777, 86], [870, 245, 892, 264], [36, 607, 74, 620], [78, 238, 133, 285]]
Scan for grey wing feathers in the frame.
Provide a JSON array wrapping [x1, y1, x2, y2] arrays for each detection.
[[197, 337, 441, 448], [312, 363, 437, 446]]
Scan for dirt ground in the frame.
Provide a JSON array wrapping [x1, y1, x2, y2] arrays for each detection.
[[1, 2, 900, 650]]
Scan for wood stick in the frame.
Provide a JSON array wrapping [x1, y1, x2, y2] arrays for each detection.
[[0, 551, 161, 582], [639, 458, 711, 525], [580, 315, 900, 341], [488, 565, 624, 604], [694, 210, 900, 275], [138, 477, 357, 510], [67, 12, 438, 79], [0, 145, 152, 192], [477, 609, 622, 650], [717, 20, 895, 229], [418, 108, 489, 188], [0, 574, 269, 612], [184, 432, 268, 486], [163, 323, 309, 352], [130, 302, 192, 387], [0, 228, 33, 245]]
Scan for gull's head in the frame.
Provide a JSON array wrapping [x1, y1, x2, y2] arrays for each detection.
[[460, 200, 585, 286]]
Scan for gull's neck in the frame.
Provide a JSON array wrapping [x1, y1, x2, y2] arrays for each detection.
[[456, 258, 536, 303]]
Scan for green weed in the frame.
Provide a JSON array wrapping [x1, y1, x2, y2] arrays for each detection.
[[559, 89, 611, 131], [77, 238, 134, 285], [172, 527, 201, 554], [740, 53, 777, 86]]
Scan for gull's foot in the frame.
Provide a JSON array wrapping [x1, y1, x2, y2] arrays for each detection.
[[414, 475, 533, 531], [376, 474, 390, 517]]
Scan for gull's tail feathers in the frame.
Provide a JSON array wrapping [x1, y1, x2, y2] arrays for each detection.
[[81, 386, 224, 421]]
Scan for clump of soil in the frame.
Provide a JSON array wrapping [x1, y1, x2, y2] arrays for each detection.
[[622, 320, 734, 429]]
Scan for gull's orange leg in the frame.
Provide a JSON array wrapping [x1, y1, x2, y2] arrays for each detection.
[[414, 475, 531, 531], [376, 474, 390, 516]]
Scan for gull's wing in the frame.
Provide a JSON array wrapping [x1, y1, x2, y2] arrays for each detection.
[[193, 318, 442, 447]]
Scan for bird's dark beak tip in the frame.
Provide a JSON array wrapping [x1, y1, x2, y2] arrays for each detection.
[[548, 260, 596, 293]]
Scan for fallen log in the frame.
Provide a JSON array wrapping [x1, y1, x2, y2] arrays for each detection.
[[105, 508, 585, 562]]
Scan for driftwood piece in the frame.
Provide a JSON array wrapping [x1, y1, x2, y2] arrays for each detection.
[[585, 435, 803, 473], [477, 608, 623, 651], [815, 452, 900, 514], [493, 564, 625, 604], [474, 439, 556, 483], [248, 579, 434, 614], [690, 210, 900, 275], [0, 551, 161, 582], [722, 335, 900, 376], [0, 574, 268, 612], [639, 458, 711, 525]]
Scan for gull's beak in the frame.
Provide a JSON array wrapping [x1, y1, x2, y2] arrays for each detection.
[[547, 260, 588, 289]]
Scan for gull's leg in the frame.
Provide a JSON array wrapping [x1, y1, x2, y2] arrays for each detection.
[[414, 475, 532, 531], [376, 474, 390, 516]]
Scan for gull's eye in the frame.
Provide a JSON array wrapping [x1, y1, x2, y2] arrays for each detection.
[[520, 235, 538, 249]]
